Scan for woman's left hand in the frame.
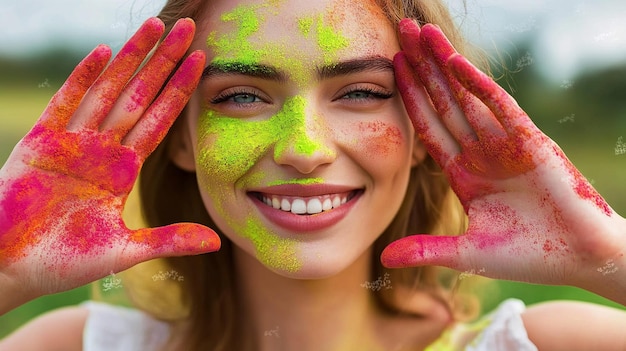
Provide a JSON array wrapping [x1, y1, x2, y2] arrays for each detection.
[[382, 19, 626, 301]]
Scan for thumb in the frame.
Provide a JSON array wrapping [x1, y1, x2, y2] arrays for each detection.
[[381, 234, 464, 270], [123, 223, 221, 263]]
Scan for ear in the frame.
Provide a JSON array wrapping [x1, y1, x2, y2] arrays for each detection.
[[168, 111, 196, 172], [411, 137, 428, 168]]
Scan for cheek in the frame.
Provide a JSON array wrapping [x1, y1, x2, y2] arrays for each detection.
[[195, 111, 273, 187], [356, 120, 406, 157], [194, 112, 304, 273], [339, 116, 411, 170]]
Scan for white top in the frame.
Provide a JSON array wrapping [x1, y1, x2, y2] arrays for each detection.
[[82, 301, 170, 350], [82, 299, 537, 350]]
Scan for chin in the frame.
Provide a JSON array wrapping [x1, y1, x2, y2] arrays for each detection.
[[263, 246, 371, 281]]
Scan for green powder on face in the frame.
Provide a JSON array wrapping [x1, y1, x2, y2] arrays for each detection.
[[197, 96, 333, 271], [297, 17, 314, 37], [206, 5, 262, 66], [297, 14, 349, 65], [272, 96, 329, 159], [267, 178, 323, 187], [315, 17, 348, 63], [208, 4, 350, 84], [197, 95, 333, 182], [242, 218, 301, 272], [206, 2, 307, 84]]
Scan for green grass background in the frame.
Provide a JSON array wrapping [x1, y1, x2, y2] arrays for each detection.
[[1, 74, 625, 339]]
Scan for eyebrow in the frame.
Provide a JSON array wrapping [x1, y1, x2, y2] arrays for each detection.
[[201, 61, 289, 82], [201, 56, 394, 82], [316, 56, 394, 79]]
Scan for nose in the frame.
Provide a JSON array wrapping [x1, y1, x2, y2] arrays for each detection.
[[273, 96, 337, 174]]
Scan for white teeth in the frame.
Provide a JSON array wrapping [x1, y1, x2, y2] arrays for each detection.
[[322, 198, 332, 211], [272, 197, 280, 209], [259, 192, 356, 215], [332, 196, 341, 208], [306, 198, 323, 214], [291, 199, 307, 214], [280, 199, 291, 211]]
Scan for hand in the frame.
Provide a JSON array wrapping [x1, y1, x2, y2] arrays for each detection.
[[0, 17, 220, 307], [381, 19, 626, 290]]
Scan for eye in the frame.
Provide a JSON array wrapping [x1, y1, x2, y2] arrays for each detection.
[[210, 88, 269, 106], [336, 86, 393, 103], [230, 93, 262, 104], [341, 91, 375, 100]]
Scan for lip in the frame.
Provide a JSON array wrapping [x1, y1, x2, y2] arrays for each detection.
[[247, 184, 364, 233]]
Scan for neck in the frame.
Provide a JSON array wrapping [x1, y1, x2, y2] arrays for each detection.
[[233, 246, 384, 351]]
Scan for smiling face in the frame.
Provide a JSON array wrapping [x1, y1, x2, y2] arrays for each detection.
[[180, 0, 419, 278]]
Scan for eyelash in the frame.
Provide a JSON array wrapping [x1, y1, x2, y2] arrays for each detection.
[[210, 88, 268, 105], [209, 86, 394, 108], [335, 86, 394, 102]]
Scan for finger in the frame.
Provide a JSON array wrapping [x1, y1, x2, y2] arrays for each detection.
[[122, 223, 221, 265], [125, 50, 206, 160], [67, 17, 165, 131], [399, 20, 477, 144], [381, 234, 465, 270], [394, 52, 459, 167], [101, 18, 197, 140], [397, 19, 422, 67], [420, 24, 505, 139], [36, 45, 111, 131], [448, 53, 537, 134]]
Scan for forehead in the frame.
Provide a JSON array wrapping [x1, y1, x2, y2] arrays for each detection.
[[200, 0, 398, 67]]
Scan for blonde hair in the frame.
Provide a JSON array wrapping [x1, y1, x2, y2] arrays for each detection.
[[113, 0, 487, 349]]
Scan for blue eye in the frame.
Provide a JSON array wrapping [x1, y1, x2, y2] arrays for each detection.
[[342, 91, 374, 100], [339, 87, 393, 102], [231, 93, 261, 103], [211, 90, 266, 105]]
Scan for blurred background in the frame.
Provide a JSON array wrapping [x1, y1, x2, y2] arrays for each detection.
[[1, 0, 625, 338]]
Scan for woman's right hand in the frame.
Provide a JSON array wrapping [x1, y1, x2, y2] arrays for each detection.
[[0, 17, 220, 313]]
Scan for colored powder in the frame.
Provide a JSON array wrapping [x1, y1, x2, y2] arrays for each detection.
[[314, 15, 349, 64], [26, 125, 138, 196], [0, 122, 138, 265], [356, 121, 403, 156], [267, 178, 323, 187], [297, 17, 314, 37], [207, 5, 261, 66], [197, 96, 333, 271], [200, 3, 353, 271], [207, 3, 308, 84], [555, 149, 613, 216], [297, 13, 349, 65], [208, 3, 349, 84], [0, 169, 120, 265], [0, 18, 212, 267], [273, 96, 328, 158], [242, 217, 301, 272], [198, 95, 333, 182]]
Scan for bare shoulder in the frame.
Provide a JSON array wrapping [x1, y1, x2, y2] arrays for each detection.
[[522, 300, 626, 351], [0, 305, 88, 351]]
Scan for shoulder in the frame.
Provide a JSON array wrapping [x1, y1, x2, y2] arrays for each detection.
[[522, 300, 626, 351], [0, 305, 88, 351], [81, 301, 171, 350], [439, 299, 536, 351]]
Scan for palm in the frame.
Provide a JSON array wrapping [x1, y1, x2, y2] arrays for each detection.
[[0, 18, 219, 297], [381, 20, 624, 285]]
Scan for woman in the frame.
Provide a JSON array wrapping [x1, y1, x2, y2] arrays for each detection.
[[1, 0, 625, 350]]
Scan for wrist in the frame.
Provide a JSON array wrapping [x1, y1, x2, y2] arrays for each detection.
[[0, 271, 38, 315], [572, 215, 626, 306]]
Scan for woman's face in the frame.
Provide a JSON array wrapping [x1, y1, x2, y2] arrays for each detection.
[[182, 0, 419, 278]]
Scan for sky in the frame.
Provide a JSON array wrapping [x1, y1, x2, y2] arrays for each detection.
[[2, 0, 626, 82]]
